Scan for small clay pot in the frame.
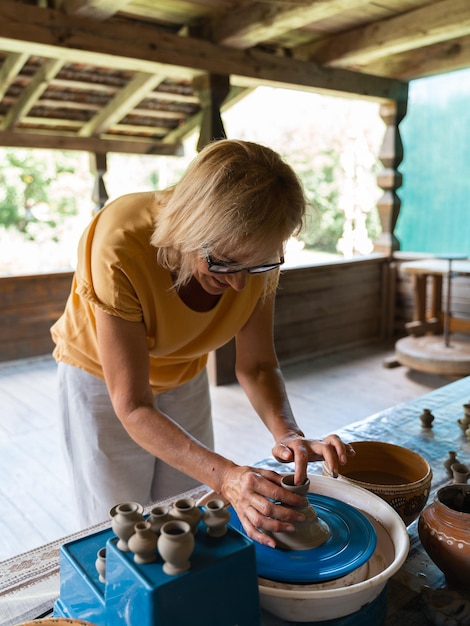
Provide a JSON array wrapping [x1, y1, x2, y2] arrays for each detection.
[[170, 497, 202, 534], [419, 408, 434, 428], [202, 498, 231, 537], [148, 505, 171, 535], [158, 520, 195, 575], [451, 462, 470, 484], [128, 521, 158, 564], [109, 501, 144, 551], [94, 547, 106, 583]]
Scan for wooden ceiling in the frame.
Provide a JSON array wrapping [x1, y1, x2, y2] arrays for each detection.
[[0, 0, 468, 156]]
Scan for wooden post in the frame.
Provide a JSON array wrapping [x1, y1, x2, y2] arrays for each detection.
[[374, 99, 408, 254], [89, 152, 109, 213], [192, 73, 236, 385], [193, 74, 230, 152]]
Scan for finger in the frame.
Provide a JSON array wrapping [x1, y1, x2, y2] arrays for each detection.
[[272, 441, 294, 462]]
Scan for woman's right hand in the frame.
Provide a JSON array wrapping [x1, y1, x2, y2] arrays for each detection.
[[219, 465, 306, 548]]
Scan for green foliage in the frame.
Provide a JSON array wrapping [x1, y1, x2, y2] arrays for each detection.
[[293, 150, 345, 254], [0, 149, 78, 239]]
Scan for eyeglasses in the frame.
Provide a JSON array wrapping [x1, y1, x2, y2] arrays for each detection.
[[203, 248, 284, 274]]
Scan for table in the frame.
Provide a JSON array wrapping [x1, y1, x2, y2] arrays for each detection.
[[401, 258, 470, 338], [397, 258, 470, 376], [2, 377, 470, 626]]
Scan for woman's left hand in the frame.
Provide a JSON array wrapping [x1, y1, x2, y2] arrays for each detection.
[[272, 433, 355, 485]]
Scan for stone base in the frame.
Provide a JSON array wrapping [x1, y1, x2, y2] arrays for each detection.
[[395, 335, 470, 376]]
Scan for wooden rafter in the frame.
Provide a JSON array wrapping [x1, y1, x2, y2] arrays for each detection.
[[78, 72, 167, 137], [0, 57, 64, 130], [298, 0, 470, 67], [0, 129, 184, 155], [0, 52, 28, 100], [208, 0, 372, 49], [0, 2, 407, 102]]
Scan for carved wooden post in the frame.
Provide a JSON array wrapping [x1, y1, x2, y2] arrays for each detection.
[[89, 152, 109, 213], [193, 74, 230, 152], [374, 100, 408, 254]]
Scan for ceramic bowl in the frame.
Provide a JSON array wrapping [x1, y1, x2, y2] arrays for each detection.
[[258, 474, 409, 622], [323, 440, 432, 526]]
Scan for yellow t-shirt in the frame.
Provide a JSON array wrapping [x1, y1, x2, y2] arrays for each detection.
[[51, 191, 265, 393]]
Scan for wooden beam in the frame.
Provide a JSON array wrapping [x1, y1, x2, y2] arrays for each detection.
[[298, 0, 470, 67], [209, 0, 371, 49], [57, 0, 131, 20], [0, 129, 184, 155], [361, 34, 470, 81], [78, 72, 166, 136], [0, 1, 408, 102], [0, 57, 64, 130], [0, 52, 28, 100]]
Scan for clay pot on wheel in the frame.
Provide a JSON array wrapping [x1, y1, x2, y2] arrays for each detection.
[[270, 474, 330, 550], [418, 484, 470, 590]]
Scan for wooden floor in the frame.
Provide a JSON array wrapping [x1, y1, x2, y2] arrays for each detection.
[[0, 343, 453, 562]]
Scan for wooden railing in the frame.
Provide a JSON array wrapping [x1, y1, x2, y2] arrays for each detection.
[[4, 254, 450, 378], [0, 271, 73, 362]]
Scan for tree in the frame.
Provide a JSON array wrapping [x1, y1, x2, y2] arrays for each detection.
[[0, 149, 79, 239], [294, 150, 344, 253]]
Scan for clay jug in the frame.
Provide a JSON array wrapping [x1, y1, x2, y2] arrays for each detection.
[[94, 547, 106, 583], [271, 474, 330, 550], [418, 484, 470, 590], [451, 462, 470, 484], [148, 504, 171, 535], [158, 520, 195, 575], [170, 497, 202, 534], [443, 451, 459, 476], [109, 501, 144, 551], [419, 408, 434, 428], [202, 498, 231, 537], [128, 521, 158, 564]]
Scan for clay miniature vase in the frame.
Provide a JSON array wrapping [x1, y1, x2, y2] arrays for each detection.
[[457, 414, 470, 432], [148, 505, 171, 535], [419, 408, 434, 428], [463, 403, 470, 420], [94, 547, 106, 583], [158, 520, 195, 575], [202, 498, 231, 537], [443, 451, 459, 476], [270, 474, 331, 550], [128, 521, 158, 564], [170, 497, 202, 534], [451, 462, 470, 484], [418, 484, 470, 590], [109, 501, 145, 551]]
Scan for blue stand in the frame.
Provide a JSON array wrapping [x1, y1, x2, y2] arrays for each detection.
[[54, 521, 261, 626]]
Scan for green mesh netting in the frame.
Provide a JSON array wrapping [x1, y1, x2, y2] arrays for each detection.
[[395, 68, 470, 255]]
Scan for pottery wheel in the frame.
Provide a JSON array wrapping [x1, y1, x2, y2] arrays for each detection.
[[229, 493, 377, 584]]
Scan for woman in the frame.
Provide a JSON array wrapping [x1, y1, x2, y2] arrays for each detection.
[[51, 139, 354, 547]]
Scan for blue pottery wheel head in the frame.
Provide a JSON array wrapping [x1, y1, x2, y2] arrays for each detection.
[[229, 493, 377, 584]]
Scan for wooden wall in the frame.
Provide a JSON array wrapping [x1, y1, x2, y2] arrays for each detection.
[[0, 271, 73, 362], [0, 255, 396, 373], [209, 254, 392, 384]]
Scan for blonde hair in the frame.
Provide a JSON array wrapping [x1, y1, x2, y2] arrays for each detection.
[[151, 139, 306, 294]]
